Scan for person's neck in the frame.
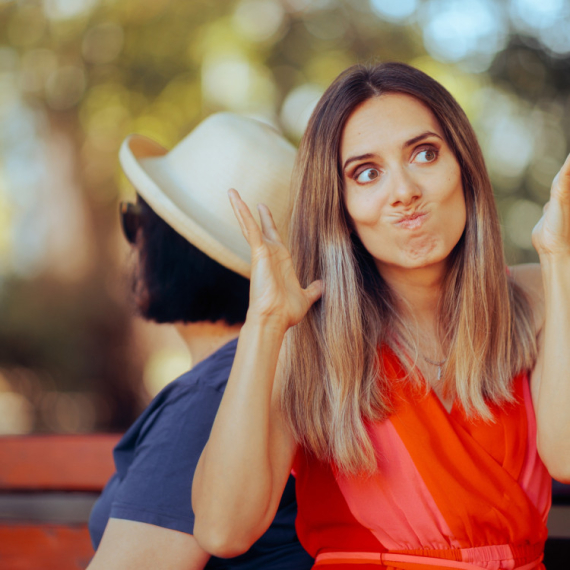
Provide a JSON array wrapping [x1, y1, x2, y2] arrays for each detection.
[[377, 261, 446, 348], [174, 320, 243, 367]]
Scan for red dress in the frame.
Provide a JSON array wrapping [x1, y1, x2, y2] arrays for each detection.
[[293, 350, 551, 570]]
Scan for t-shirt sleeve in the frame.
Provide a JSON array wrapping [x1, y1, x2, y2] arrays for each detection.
[[109, 382, 223, 535]]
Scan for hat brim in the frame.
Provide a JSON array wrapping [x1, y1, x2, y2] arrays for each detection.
[[119, 134, 251, 279]]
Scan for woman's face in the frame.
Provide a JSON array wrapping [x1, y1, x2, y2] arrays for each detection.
[[340, 93, 466, 278]]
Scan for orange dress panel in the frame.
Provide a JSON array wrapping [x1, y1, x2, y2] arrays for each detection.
[[293, 350, 551, 569]]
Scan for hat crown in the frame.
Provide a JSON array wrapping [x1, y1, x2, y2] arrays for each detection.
[[120, 113, 296, 277]]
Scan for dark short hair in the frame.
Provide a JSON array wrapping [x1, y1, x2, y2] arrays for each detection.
[[132, 196, 249, 325]]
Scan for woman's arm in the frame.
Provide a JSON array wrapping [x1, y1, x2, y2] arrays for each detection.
[[192, 319, 296, 557], [87, 519, 210, 570], [517, 153, 570, 483], [192, 190, 322, 557], [530, 254, 570, 483]]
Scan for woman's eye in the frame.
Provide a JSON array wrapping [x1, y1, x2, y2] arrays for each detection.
[[415, 148, 438, 163], [355, 168, 380, 183]]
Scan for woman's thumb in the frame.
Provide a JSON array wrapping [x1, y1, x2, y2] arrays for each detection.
[[304, 280, 324, 306]]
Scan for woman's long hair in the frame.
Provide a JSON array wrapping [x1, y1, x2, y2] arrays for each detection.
[[282, 62, 537, 475]]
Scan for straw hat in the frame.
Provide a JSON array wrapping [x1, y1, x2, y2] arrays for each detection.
[[119, 113, 297, 278]]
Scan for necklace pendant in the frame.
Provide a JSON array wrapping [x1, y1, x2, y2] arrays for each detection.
[[422, 355, 447, 383]]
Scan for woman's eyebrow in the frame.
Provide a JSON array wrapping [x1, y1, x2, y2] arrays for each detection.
[[342, 131, 443, 173], [404, 130, 442, 148], [342, 153, 375, 173]]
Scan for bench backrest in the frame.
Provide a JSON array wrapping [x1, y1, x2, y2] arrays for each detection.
[[0, 434, 120, 570]]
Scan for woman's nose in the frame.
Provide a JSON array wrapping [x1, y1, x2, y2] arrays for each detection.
[[389, 168, 422, 207]]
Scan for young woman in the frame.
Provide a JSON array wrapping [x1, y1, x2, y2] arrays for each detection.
[[191, 64, 570, 569]]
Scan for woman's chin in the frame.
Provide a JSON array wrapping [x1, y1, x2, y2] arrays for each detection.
[[375, 251, 450, 275]]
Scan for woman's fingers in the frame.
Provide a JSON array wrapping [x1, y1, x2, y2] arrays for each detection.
[[228, 189, 246, 230], [228, 189, 263, 250], [229, 190, 284, 250], [257, 203, 283, 243], [552, 153, 570, 203], [230, 190, 321, 324]]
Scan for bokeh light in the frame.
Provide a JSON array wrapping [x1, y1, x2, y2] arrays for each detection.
[[0, 372, 33, 434], [202, 53, 277, 115], [486, 114, 535, 179], [44, 0, 99, 21], [506, 199, 543, 250], [510, 0, 565, 32], [370, 0, 418, 23], [143, 348, 192, 397], [233, 0, 286, 42], [510, 0, 570, 56], [422, 0, 507, 70], [280, 83, 323, 140]]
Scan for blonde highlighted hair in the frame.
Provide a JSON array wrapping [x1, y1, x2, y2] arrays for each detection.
[[282, 62, 537, 475]]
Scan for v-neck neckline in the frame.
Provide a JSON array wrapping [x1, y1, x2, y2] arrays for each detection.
[[429, 385, 456, 416], [413, 363, 457, 417]]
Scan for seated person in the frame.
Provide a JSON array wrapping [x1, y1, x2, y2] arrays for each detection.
[[88, 113, 313, 570]]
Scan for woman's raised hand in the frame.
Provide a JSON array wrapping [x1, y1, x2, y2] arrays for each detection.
[[532, 153, 570, 259], [228, 188, 323, 332]]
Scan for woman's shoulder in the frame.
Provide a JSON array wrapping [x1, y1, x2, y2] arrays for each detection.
[[118, 341, 239, 450], [508, 263, 545, 335]]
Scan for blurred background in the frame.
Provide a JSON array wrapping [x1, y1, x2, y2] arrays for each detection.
[[0, 0, 569, 435]]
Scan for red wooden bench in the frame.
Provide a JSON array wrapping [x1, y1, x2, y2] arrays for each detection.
[[0, 434, 120, 570]]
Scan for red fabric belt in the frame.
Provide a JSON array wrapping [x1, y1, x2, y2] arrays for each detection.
[[314, 542, 544, 569]]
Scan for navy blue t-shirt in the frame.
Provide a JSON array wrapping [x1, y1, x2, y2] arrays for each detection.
[[89, 338, 313, 569]]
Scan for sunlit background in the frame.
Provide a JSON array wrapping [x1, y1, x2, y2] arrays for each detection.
[[0, 0, 569, 435]]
